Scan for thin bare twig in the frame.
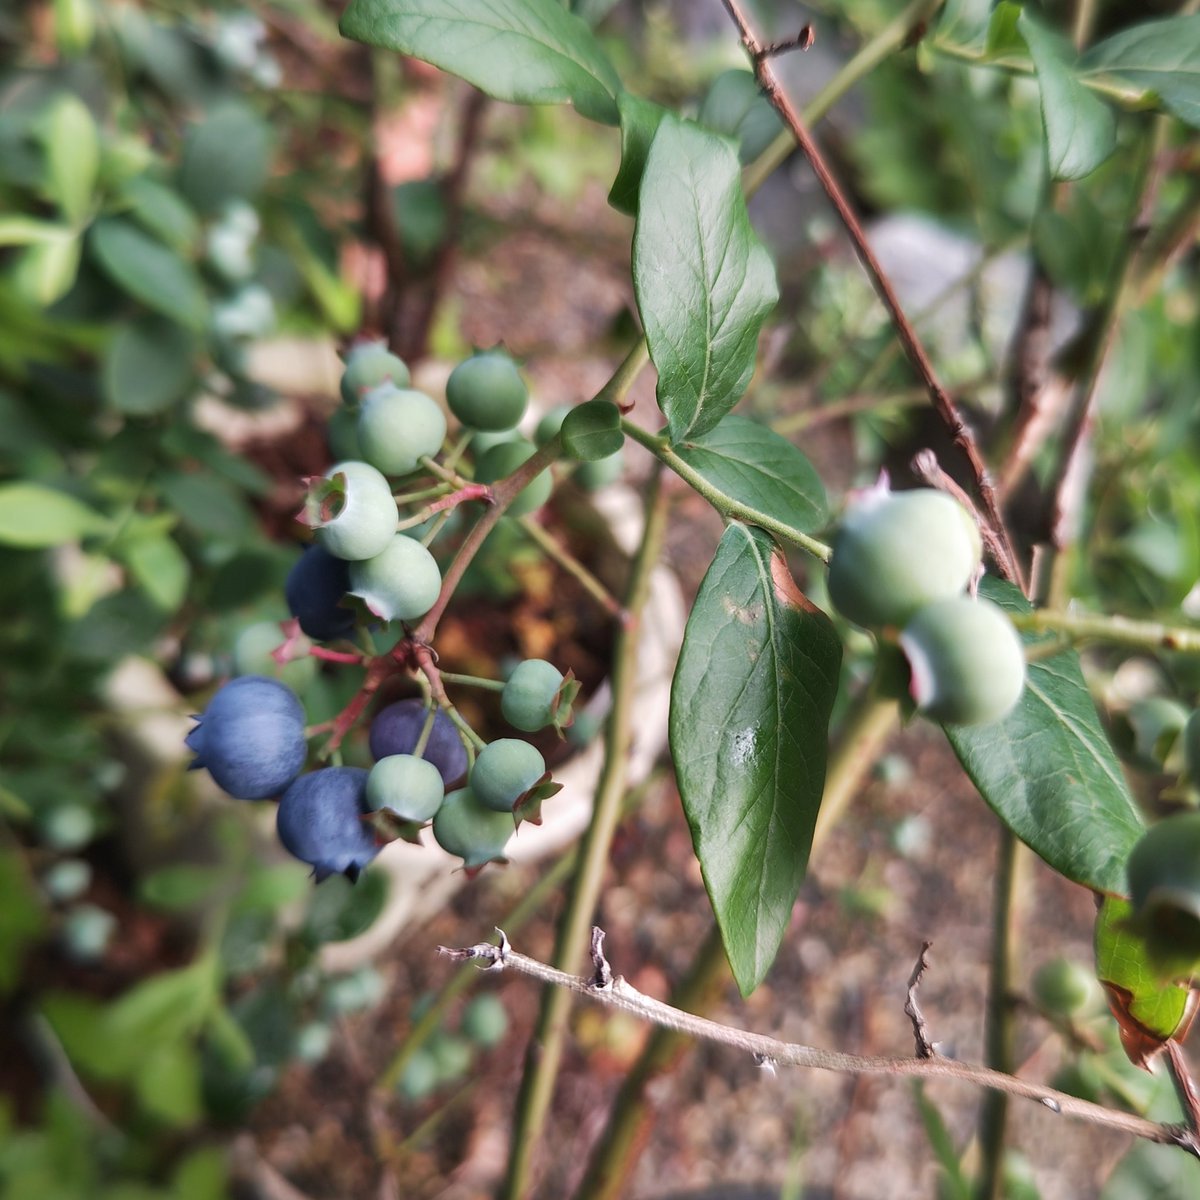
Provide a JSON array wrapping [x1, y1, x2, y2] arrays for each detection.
[[904, 942, 936, 1059], [719, 0, 1025, 592], [440, 928, 1199, 1157]]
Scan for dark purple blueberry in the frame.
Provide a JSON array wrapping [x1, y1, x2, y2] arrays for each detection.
[[285, 544, 355, 642], [186, 675, 307, 800], [368, 699, 468, 788], [276, 767, 379, 882]]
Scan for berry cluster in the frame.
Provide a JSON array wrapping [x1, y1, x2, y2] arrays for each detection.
[[186, 343, 585, 882], [827, 480, 1027, 726]]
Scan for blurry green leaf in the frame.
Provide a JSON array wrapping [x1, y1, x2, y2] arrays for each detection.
[[234, 862, 311, 913], [671, 524, 841, 995], [303, 869, 389, 944], [41, 993, 141, 1080], [206, 1003, 255, 1072], [913, 1083, 972, 1200], [172, 1147, 228, 1200], [985, 1, 1023, 57], [0, 482, 110, 547], [105, 956, 219, 1045], [608, 92, 667, 215], [1020, 11, 1115, 180], [119, 530, 190, 609], [561, 399, 623, 460], [13, 235, 82, 306], [1102, 1141, 1200, 1198], [89, 218, 208, 330], [122, 177, 200, 253], [672, 415, 827, 533], [1082, 15, 1200, 129], [945, 578, 1144, 895], [140, 865, 224, 911], [102, 317, 196, 415], [1095, 897, 1195, 1066], [158, 471, 254, 542], [697, 69, 784, 165], [633, 115, 778, 443], [935, 0, 992, 48], [179, 102, 272, 215], [42, 94, 98, 225], [0, 217, 74, 246], [67, 590, 168, 660], [134, 1041, 203, 1126], [0, 852, 46, 994], [340, 0, 622, 124]]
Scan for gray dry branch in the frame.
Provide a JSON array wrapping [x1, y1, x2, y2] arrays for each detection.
[[438, 927, 1200, 1159]]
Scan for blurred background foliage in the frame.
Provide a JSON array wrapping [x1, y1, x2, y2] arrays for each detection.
[[4, 0, 1200, 1197]]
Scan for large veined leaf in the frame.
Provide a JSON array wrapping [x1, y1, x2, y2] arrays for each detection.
[[633, 115, 778, 443], [672, 415, 827, 534], [608, 91, 667, 216], [1082, 15, 1200, 129], [671, 523, 841, 995], [945, 578, 1144, 894], [339, 0, 621, 125], [1019, 11, 1115, 180]]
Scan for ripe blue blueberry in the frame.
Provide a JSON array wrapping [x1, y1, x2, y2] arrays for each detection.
[[369, 699, 468, 787], [285, 544, 355, 641], [276, 766, 380, 882], [186, 675, 307, 799]]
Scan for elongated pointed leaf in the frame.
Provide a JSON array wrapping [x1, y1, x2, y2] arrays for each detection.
[[672, 415, 827, 533], [1082, 15, 1200, 129], [339, 0, 621, 125], [945, 579, 1144, 894], [633, 116, 778, 443], [671, 523, 841, 995], [0, 482, 110, 547], [1020, 11, 1115, 180], [609, 92, 667, 215]]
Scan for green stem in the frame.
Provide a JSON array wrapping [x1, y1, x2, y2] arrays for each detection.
[[621, 419, 832, 562], [516, 515, 626, 620], [741, 0, 948, 197], [1008, 609, 1200, 655], [501, 470, 669, 1200], [976, 828, 1023, 1200], [594, 337, 651, 407], [570, 687, 899, 1200], [438, 671, 506, 692]]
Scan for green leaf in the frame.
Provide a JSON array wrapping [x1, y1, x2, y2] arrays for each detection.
[[158, 471, 254, 542], [102, 317, 197, 415], [1019, 11, 1115, 180], [122, 177, 200, 253], [1095, 897, 1196, 1064], [0, 216, 74, 246], [140, 865, 225, 912], [935, 0, 992, 48], [633, 115, 778, 443], [0, 852, 46, 994], [179, 102, 272, 216], [0, 482, 110, 547], [105, 956, 218, 1045], [42, 94, 98, 225], [12, 234, 82, 306], [1082, 16, 1200, 129], [89, 218, 208, 331], [671, 415, 827, 533], [945, 578, 1144, 895], [134, 1041, 203, 1126], [671, 523, 841, 995], [119, 531, 190, 610], [561, 399, 623, 460], [609, 92, 667, 215], [339, 0, 621, 125], [913, 1083, 973, 1200], [1102, 1141, 1200, 1199], [985, 1, 1023, 58]]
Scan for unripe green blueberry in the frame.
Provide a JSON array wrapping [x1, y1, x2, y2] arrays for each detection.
[[356, 383, 447, 476], [1127, 813, 1200, 974], [470, 429, 520, 457], [397, 1047, 439, 1102], [474, 439, 553, 518], [429, 1033, 474, 1083], [340, 341, 411, 407], [446, 350, 528, 432], [461, 993, 508, 1047], [310, 460, 397, 562], [1032, 958, 1103, 1018], [899, 597, 1026, 726], [61, 903, 117, 962], [366, 754, 445, 823], [42, 859, 92, 903], [295, 1021, 332, 1063], [233, 619, 317, 691], [535, 405, 571, 447], [432, 787, 514, 869], [574, 450, 624, 491], [327, 405, 362, 461], [828, 486, 982, 629], [349, 533, 442, 622], [501, 659, 565, 732], [470, 739, 547, 813]]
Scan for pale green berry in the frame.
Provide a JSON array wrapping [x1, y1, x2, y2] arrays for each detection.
[[349, 534, 442, 622]]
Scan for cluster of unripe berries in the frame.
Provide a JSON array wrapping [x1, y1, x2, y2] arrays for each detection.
[[826, 481, 1027, 726], [187, 342, 582, 881]]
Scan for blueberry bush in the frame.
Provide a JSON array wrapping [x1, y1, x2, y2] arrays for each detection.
[[7, 0, 1200, 1197]]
